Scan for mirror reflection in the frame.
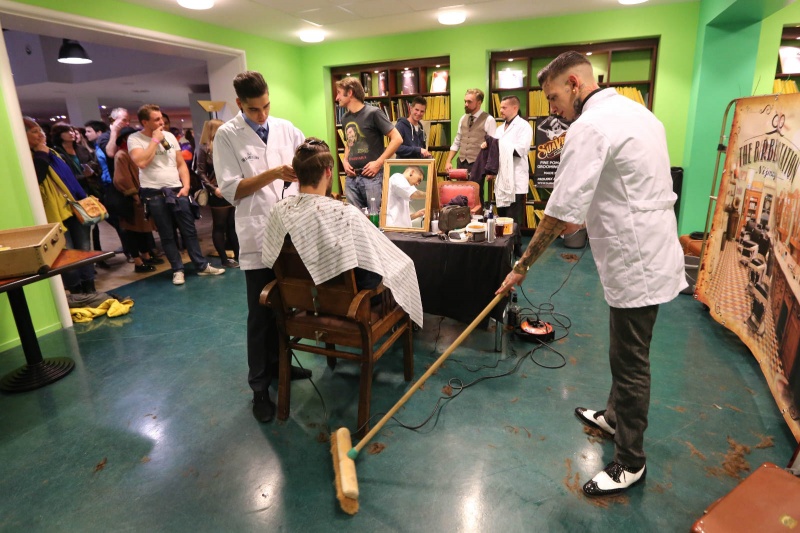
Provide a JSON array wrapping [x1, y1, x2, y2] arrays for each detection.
[[380, 159, 435, 232]]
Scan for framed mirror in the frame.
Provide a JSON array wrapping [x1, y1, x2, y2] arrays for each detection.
[[380, 159, 435, 233]]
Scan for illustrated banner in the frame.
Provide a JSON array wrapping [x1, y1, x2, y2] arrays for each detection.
[[696, 94, 800, 441]]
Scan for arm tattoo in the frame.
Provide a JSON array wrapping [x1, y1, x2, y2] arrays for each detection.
[[514, 215, 567, 274]]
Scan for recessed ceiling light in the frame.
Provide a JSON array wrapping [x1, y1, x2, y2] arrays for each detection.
[[618, 0, 648, 4], [299, 29, 325, 43], [586, 52, 593, 56], [177, 0, 214, 9], [438, 10, 466, 25], [508, 59, 514, 62]]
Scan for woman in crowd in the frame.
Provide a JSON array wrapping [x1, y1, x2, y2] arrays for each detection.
[[195, 119, 239, 268], [112, 126, 163, 273], [50, 123, 101, 196], [24, 117, 96, 293]]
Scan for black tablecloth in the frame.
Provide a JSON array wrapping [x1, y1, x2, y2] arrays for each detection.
[[386, 231, 514, 325]]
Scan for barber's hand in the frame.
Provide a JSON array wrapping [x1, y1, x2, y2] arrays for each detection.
[[343, 160, 356, 177], [267, 165, 297, 184], [421, 148, 432, 158], [496, 271, 526, 295], [444, 161, 453, 172], [362, 160, 382, 177], [177, 186, 190, 198], [412, 208, 425, 219]]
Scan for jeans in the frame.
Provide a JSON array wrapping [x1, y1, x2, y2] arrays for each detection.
[[345, 170, 384, 211], [141, 189, 207, 272], [62, 215, 94, 287]]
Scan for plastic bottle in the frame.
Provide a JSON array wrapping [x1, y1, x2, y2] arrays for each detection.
[[368, 197, 380, 227]]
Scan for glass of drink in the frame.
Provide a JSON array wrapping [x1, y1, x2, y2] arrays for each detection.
[[495, 221, 505, 237]]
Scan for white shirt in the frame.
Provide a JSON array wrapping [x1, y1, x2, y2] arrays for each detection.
[[262, 194, 423, 327], [494, 115, 533, 195], [545, 89, 687, 308], [127, 131, 182, 189], [213, 113, 305, 270], [449, 110, 497, 153], [386, 173, 418, 227]]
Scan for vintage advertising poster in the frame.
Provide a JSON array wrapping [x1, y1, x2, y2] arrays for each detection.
[[533, 115, 570, 188], [696, 94, 800, 440]]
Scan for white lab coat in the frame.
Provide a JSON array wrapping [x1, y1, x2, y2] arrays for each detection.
[[494, 115, 533, 195], [545, 89, 687, 308], [213, 113, 305, 270]]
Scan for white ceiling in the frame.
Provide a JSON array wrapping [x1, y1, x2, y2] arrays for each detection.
[[125, 0, 690, 45]]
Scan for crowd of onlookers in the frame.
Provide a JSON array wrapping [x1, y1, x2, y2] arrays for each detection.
[[23, 107, 239, 294]]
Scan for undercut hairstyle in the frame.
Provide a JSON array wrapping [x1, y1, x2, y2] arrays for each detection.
[[233, 71, 269, 101], [335, 77, 365, 103], [109, 107, 127, 121], [407, 165, 424, 179], [293, 138, 334, 188], [465, 88, 485, 103], [411, 96, 427, 107], [537, 51, 592, 86], [84, 120, 108, 133], [501, 95, 521, 107], [137, 104, 161, 123]]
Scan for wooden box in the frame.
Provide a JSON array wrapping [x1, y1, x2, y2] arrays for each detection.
[[0, 223, 66, 279]]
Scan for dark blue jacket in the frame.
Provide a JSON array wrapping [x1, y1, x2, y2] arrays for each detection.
[[395, 117, 427, 158]]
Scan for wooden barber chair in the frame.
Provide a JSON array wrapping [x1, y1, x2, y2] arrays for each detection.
[[260, 238, 414, 437]]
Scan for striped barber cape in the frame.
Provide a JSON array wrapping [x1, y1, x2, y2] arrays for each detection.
[[262, 193, 423, 327]]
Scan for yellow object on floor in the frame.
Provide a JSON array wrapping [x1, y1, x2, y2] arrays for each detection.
[[70, 298, 135, 323]]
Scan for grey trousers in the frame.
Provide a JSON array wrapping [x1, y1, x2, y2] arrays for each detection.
[[604, 304, 659, 469]]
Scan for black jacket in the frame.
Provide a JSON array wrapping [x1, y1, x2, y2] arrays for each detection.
[[395, 117, 427, 158]]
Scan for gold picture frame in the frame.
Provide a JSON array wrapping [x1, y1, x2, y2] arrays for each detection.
[[380, 159, 436, 233]]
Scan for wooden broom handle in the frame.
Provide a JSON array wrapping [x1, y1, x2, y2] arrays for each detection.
[[353, 291, 508, 454]]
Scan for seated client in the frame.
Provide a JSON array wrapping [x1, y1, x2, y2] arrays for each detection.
[[261, 138, 423, 328]]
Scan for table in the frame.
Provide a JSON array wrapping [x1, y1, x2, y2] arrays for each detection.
[[0, 249, 114, 392], [386, 230, 514, 330]]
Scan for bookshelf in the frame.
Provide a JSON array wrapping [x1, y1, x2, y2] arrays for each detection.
[[331, 56, 451, 180], [488, 38, 659, 233]]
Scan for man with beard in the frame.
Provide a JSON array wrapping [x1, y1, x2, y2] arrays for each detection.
[[445, 88, 497, 177]]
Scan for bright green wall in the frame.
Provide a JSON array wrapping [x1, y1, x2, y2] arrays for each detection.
[[754, 3, 800, 95], [296, 2, 701, 172], [0, 0, 303, 351]]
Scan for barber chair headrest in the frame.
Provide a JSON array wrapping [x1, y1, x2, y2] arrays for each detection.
[[447, 168, 469, 181]]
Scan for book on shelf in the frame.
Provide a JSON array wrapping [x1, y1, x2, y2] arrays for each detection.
[[492, 93, 502, 117], [615, 87, 646, 106], [498, 68, 524, 89], [430, 70, 448, 93], [528, 90, 549, 117], [401, 70, 418, 95], [361, 72, 372, 97], [335, 105, 347, 125], [378, 70, 389, 96], [774, 79, 799, 94], [336, 127, 346, 146]]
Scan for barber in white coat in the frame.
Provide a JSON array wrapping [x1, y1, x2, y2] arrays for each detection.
[[493, 95, 533, 257], [498, 52, 686, 497], [213, 71, 309, 424]]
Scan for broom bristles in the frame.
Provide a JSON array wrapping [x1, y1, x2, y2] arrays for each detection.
[[330, 431, 359, 515]]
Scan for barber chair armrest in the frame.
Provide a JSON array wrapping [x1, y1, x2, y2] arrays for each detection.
[[259, 279, 279, 308], [347, 290, 375, 321]]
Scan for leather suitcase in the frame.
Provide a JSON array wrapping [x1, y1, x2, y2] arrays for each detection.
[[691, 462, 800, 532], [0, 223, 65, 279]]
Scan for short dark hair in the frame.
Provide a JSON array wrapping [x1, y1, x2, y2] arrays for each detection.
[[233, 71, 269, 101], [335, 77, 365, 103], [49, 123, 74, 148], [161, 112, 170, 123], [84, 120, 108, 133], [537, 51, 592, 86], [501, 95, 521, 107], [293, 138, 334, 188], [137, 104, 162, 123], [411, 96, 427, 107]]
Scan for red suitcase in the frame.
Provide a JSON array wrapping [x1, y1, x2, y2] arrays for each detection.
[[691, 462, 800, 532]]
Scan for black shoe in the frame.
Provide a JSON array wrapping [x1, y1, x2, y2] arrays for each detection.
[[80, 280, 96, 294], [134, 264, 156, 273], [583, 462, 646, 496], [95, 260, 111, 270], [252, 391, 275, 423], [113, 247, 124, 254], [575, 407, 616, 435], [270, 364, 312, 381], [144, 257, 165, 266]]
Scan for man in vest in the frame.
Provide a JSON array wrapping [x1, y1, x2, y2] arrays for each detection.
[[445, 89, 497, 179]]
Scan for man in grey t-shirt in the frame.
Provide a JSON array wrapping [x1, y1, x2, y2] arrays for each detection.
[[335, 77, 402, 211]]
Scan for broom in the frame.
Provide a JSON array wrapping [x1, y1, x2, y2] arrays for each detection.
[[330, 291, 508, 514]]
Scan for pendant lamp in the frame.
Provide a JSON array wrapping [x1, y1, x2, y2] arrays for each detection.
[[57, 39, 92, 65]]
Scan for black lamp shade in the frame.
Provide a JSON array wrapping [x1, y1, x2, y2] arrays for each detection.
[[58, 39, 92, 65]]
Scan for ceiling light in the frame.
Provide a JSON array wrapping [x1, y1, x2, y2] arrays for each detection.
[[177, 0, 214, 9], [299, 30, 325, 43], [618, 0, 648, 4], [586, 52, 593, 56], [438, 10, 466, 25], [57, 39, 92, 65]]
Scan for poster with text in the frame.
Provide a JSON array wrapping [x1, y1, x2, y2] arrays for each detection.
[[696, 94, 800, 441], [533, 115, 570, 188]]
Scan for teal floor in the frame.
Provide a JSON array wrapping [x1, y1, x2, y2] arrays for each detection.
[[0, 239, 796, 532]]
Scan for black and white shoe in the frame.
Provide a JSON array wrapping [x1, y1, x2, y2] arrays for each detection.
[[575, 407, 616, 435], [583, 461, 646, 496]]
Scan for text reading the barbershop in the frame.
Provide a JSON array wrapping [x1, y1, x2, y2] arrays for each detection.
[[738, 137, 800, 182]]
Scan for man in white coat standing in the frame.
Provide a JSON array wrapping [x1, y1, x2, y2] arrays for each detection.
[[493, 95, 533, 257], [213, 71, 310, 423], [497, 51, 686, 496]]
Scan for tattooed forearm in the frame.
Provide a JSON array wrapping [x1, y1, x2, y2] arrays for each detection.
[[513, 214, 567, 274]]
